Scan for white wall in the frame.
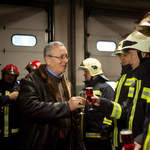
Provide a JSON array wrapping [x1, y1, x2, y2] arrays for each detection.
[[87, 15, 137, 81], [0, 4, 47, 80]]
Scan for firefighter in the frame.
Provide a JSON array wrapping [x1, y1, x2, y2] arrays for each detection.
[[91, 34, 150, 150], [0, 64, 21, 150], [78, 58, 115, 150], [25, 60, 41, 73], [135, 11, 150, 150], [112, 40, 135, 150]]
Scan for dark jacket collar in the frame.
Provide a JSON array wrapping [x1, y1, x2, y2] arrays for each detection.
[[83, 75, 105, 88], [121, 64, 132, 75], [133, 58, 150, 79], [37, 64, 71, 99]]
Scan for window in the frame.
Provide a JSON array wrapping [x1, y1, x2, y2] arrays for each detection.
[[12, 35, 36, 47], [96, 41, 116, 52]]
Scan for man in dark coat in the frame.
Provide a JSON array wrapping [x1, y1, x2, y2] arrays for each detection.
[[19, 41, 86, 150]]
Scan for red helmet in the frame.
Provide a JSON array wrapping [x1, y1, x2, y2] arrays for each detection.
[[1, 64, 19, 76], [25, 60, 41, 70]]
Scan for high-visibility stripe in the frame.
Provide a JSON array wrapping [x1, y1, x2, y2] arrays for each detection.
[[103, 117, 112, 125], [143, 124, 150, 150], [128, 87, 135, 98], [115, 74, 126, 103], [86, 132, 101, 138], [4, 90, 10, 137], [141, 87, 150, 103], [0, 92, 2, 96], [93, 90, 102, 96], [112, 74, 126, 147], [124, 77, 136, 86], [0, 128, 19, 134], [80, 108, 84, 140], [115, 81, 118, 90], [113, 118, 118, 147], [128, 80, 141, 130], [110, 101, 122, 119], [4, 105, 9, 137], [11, 128, 19, 133], [120, 134, 122, 143]]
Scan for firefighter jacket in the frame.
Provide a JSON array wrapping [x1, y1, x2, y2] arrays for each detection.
[[81, 76, 115, 145], [142, 103, 150, 150], [0, 78, 21, 139], [112, 64, 134, 148], [96, 58, 150, 146], [18, 64, 78, 150]]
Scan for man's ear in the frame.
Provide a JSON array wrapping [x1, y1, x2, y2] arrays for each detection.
[[45, 56, 50, 65], [141, 52, 147, 58]]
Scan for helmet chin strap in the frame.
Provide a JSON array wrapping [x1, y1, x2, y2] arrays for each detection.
[[137, 50, 144, 64], [137, 50, 150, 64], [90, 76, 93, 81]]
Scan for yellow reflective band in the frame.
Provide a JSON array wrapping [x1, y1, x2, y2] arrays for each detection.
[[110, 101, 122, 119], [115, 81, 118, 90], [113, 118, 118, 147], [128, 87, 135, 98], [0, 92, 2, 96], [80, 108, 84, 140], [11, 128, 19, 133], [141, 87, 150, 103], [120, 133, 122, 143], [124, 77, 136, 86], [86, 132, 101, 138], [128, 80, 141, 130], [143, 124, 150, 150], [115, 74, 126, 103], [4, 105, 9, 137], [103, 117, 112, 125], [93, 90, 102, 96]]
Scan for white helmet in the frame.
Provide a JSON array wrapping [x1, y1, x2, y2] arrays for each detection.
[[78, 58, 109, 80], [136, 12, 150, 37], [113, 40, 129, 59], [122, 33, 150, 53]]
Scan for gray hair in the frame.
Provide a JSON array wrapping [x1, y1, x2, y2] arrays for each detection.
[[44, 41, 64, 58]]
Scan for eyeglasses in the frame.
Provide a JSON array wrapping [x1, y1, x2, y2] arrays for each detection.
[[48, 55, 70, 61]]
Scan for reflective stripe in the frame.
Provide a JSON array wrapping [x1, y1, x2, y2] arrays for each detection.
[[0, 92, 2, 96], [115, 81, 118, 90], [80, 108, 84, 140], [0, 128, 19, 134], [86, 132, 100, 138], [128, 87, 135, 98], [4, 90, 10, 137], [110, 101, 122, 119], [115, 74, 126, 103], [112, 75, 126, 147], [113, 118, 118, 147], [11, 128, 19, 133], [120, 134, 122, 143], [124, 77, 136, 86], [103, 117, 112, 125], [143, 124, 150, 150], [4, 105, 9, 137], [141, 87, 150, 103], [93, 90, 102, 96], [128, 80, 141, 130]]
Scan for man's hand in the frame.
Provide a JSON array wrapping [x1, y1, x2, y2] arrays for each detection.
[[91, 95, 100, 106], [121, 142, 141, 150], [133, 142, 141, 150], [69, 96, 86, 111], [8, 91, 19, 100]]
